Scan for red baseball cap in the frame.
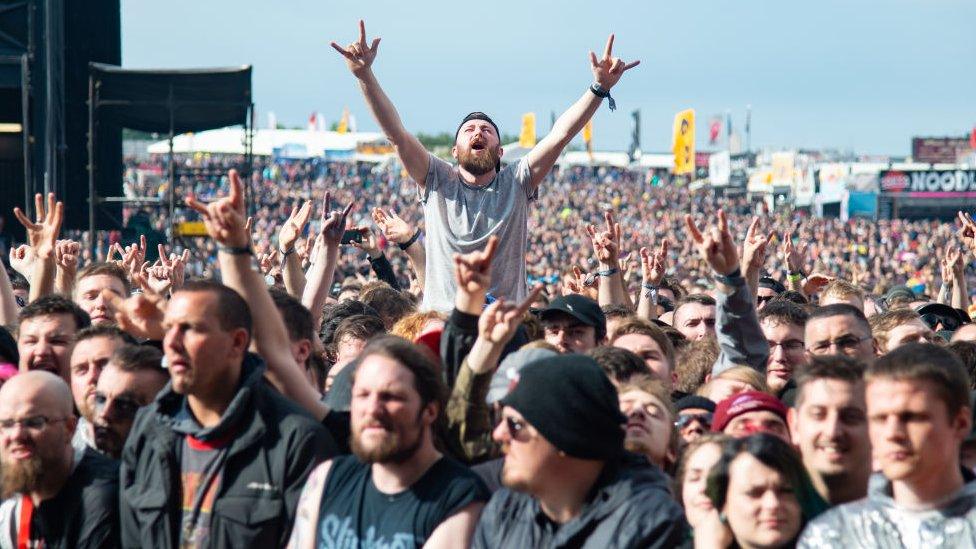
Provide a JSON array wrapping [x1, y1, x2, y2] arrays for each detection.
[[711, 390, 788, 433]]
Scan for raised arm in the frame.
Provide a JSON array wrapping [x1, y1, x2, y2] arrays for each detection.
[[332, 21, 429, 185], [303, 193, 353, 330], [0, 265, 19, 326], [186, 170, 329, 421], [279, 200, 314, 298], [524, 34, 639, 189], [53, 239, 80, 296], [636, 240, 669, 321], [585, 211, 632, 309], [373, 207, 426, 290], [686, 210, 769, 375], [740, 217, 774, 301], [14, 193, 63, 302]]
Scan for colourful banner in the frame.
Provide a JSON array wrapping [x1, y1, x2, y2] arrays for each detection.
[[672, 109, 695, 175], [583, 119, 593, 159], [519, 113, 536, 148]]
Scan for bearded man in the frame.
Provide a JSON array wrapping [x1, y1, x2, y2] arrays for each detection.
[[333, 22, 639, 310], [288, 336, 489, 548], [0, 371, 119, 546]]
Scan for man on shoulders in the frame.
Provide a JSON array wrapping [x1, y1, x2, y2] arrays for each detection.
[[332, 21, 638, 310]]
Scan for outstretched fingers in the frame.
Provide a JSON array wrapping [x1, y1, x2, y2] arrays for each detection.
[[684, 214, 704, 244], [517, 284, 544, 314], [481, 235, 500, 263]]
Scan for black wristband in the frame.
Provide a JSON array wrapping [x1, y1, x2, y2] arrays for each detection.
[[714, 268, 743, 286], [597, 267, 619, 277], [589, 83, 617, 111], [398, 229, 421, 251], [279, 246, 295, 257], [217, 244, 253, 256]]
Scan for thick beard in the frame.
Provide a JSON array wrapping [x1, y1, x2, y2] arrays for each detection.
[[350, 417, 424, 465], [458, 146, 499, 176], [1, 456, 45, 499]]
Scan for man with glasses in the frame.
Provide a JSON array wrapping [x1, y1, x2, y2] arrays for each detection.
[[788, 356, 870, 506], [333, 22, 639, 311], [759, 300, 809, 402], [805, 304, 877, 362], [473, 354, 685, 547], [0, 371, 119, 547], [870, 308, 938, 354], [674, 395, 716, 445], [91, 344, 168, 459]]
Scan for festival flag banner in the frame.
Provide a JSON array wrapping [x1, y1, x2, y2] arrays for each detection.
[[672, 109, 695, 175], [708, 117, 721, 144], [583, 119, 593, 160], [337, 107, 350, 134], [520, 113, 537, 148]]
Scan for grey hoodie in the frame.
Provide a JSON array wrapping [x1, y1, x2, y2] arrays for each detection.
[[799, 471, 976, 548]]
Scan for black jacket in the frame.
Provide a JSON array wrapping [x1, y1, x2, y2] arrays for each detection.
[[120, 353, 337, 548], [440, 308, 527, 389], [472, 456, 687, 548]]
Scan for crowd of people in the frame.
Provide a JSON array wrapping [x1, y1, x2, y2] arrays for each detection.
[[0, 21, 973, 549]]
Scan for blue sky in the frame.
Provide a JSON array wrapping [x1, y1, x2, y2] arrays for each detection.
[[122, 0, 975, 155]]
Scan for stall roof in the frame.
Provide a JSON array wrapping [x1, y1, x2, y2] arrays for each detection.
[[147, 128, 388, 157]]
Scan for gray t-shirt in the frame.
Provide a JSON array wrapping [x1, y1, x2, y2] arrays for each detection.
[[420, 153, 535, 311]]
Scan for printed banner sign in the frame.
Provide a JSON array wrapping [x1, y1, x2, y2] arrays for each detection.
[[879, 170, 976, 197]]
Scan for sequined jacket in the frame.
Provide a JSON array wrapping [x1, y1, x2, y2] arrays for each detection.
[[798, 471, 976, 548]]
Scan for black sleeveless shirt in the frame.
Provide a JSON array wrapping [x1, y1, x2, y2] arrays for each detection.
[[316, 455, 489, 547]]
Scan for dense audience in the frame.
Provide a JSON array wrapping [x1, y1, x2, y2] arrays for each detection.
[[0, 22, 973, 549]]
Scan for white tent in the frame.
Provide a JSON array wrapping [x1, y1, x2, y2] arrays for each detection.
[[147, 128, 389, 158], [560, 151, 632, 167]]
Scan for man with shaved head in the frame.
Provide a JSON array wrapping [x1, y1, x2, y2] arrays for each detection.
[[0, 371, 119, 546]]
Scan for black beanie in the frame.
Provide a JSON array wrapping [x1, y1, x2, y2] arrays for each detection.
[[455, 111, 500, 141], [501, 354, 625, 460]]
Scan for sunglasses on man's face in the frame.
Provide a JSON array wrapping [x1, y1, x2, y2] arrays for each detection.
[[502, 416, 530, 441], [920, 313, 961, 332], [675, 413, 712, 430]]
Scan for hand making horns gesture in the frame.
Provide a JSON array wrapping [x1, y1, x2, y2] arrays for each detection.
[[331, 20, 380, 78], [590, 34, 640, 90]]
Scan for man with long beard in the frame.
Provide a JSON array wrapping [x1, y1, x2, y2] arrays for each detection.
[[472, 354, 686, 548], [288, 336, 489, 548], [332, 21, 639, 311], [0, 371, 119, 546]]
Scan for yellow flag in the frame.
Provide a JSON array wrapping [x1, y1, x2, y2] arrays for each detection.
[[519, 113, 536, 148], [583, 120, 593, 159], [337, 107, 350, 134], [672, 109, 695, 175]]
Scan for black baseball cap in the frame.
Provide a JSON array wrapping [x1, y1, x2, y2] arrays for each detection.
[[540, 294, 606, 341]]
